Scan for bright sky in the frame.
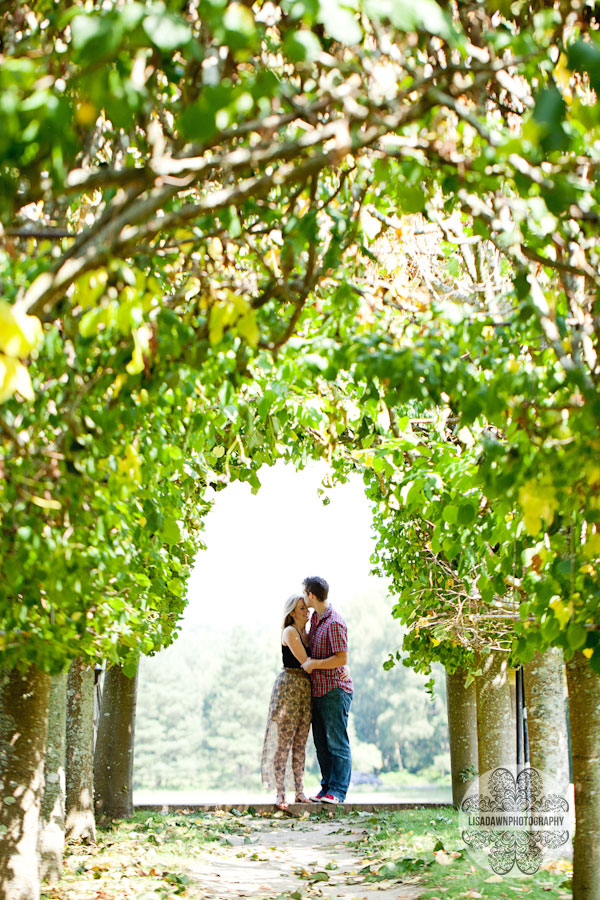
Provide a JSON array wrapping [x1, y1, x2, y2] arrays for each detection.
[[185, 460, 386, 632]]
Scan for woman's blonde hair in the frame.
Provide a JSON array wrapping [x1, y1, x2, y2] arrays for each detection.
[[281, 593, 304, 630]]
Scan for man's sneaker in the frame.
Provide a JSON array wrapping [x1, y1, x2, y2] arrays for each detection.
[[320, 793, 341, 804], [310, 792, 326, 802]]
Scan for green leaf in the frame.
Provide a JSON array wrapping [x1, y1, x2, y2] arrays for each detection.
[[283, 29, 322, 63], [122, 657, 139, 678], [142, 12, 192, 52], [442, 504, 458, 523], [318, 1, 362, 44], [310, 871, 329, 882], [281, 0, 319, 20], [457, 502, 476, 525], [568, 39, 600, 93], [70, 14, 123, 62], [222, 2, 257, 50], [567, 622, 587, 650], [393, 183, 427, 214], [590, 653, 600, 676], [532, 86, 567, 152], [162, 517, 181, 545], [365, 0, 451, 38]]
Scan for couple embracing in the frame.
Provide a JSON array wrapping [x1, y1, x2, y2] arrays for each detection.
[[261, 575, 353, 810]]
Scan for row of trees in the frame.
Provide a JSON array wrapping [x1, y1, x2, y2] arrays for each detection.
[[2, 1, 600, 898]]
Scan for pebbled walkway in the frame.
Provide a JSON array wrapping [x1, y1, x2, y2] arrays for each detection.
[[185, 814, 424, 900]]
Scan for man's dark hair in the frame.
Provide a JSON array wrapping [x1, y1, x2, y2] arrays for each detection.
[[303, 576, 329, 602]]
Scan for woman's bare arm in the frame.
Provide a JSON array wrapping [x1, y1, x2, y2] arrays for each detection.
[[282, 626, 309, 664]]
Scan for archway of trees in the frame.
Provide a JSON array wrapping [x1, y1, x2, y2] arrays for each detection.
[[130, 465, 452, 803], [1, 2, 600, 899]]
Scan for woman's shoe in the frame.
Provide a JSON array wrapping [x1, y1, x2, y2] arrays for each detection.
[[275, 794, 288, 810], [294, 793, 309, 803]]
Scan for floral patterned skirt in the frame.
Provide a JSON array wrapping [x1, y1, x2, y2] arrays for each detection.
[[261, 668, 312, 793]]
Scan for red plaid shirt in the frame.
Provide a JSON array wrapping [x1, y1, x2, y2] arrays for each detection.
[[308, 605, 353, 698]]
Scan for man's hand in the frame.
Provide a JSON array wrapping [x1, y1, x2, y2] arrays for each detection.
[[302, 658, 316, 673]]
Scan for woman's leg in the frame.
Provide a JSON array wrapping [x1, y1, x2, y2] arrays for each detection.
[[272, 713, 295, 797], [292, 708, 312, 798]]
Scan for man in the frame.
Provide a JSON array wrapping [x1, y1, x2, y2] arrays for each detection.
[[301, 575, 353, 804]]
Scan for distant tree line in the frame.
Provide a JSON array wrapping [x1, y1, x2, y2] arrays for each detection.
[[133, 590, 449, 791]]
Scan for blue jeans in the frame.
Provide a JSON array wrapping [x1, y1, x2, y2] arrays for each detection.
[[312, 688, 353, 801]]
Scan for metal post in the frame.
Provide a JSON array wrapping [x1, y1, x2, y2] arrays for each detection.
[[93, 662, 105, 752], [520, 664, 529, 763], [515, 665, 523, 765]]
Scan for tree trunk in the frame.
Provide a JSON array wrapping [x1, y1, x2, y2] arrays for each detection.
[[523, 648, 569, 789], [39, 672, 67, 883], [475, 650, 515, 775], [566, 651, 600, 900], [445, 667, 478, 807], [0, 665, 51, 900], [65, 659, 96, 843], [93, 663, 139, 821]]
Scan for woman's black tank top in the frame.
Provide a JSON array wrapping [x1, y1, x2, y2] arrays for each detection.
[[282, 630, 306, 669]]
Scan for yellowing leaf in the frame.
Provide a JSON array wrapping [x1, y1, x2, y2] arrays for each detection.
[[518, 479, 559, 535], [0, 353, 34, 403], [31, 495, 62, 510], [550, 597, 573, 629], [0, 301, 43, 358], [207, 237, 223, 260], [126, 325, 152, 375], [73, 269, 108, 310], [118, 444, 142, 484], [583, 532, 600, 558], [554, 53, 573, 104], [208, 301, 232, 346], [583, 648, 594, 659], [76, 101, 96, 125], [236, 312, 259, 347], [184, 277, 201, 300]]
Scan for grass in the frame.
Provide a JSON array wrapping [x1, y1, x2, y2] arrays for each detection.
[[347, 807, 572, 900], [41, 810, 269, 900], [40, 807, 573, 900]]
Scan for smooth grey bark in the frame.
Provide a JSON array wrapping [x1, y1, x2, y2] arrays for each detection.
[[566, 651, 600, 900], [93, 663, 139, 821], [65, 659, 96, 843], [0, 665, 51, 900], [445, 667, 478, 807], [475, 650, 516, 775], [39, 672, 67, 883], [523, 648, 569, 789]]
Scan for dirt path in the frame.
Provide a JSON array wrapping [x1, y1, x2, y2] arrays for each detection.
[[184, 815, 424, 900]]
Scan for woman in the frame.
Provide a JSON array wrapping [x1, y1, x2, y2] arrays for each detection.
[[261, 593, 312, 809]]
